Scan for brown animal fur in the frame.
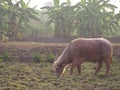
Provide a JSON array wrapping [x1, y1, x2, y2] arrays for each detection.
[[53, 38, 113, 77]]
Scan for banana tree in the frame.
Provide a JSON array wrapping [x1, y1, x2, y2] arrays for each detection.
[[0, 0, 10, 35], [0, 0, 39, 40], [16, 0, 39, 39], [74, 0, 118, 37], [42, 0, 74, 37]]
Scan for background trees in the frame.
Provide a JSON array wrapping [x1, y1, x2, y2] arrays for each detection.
[[42, 0, 75, 37], [74, 0, 119, 37], [0, 0, 120, 41], [0, 0, 39, 40], [43, 0, 120, 38]]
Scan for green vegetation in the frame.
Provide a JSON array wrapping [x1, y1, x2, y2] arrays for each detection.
[[0, 58, 119, 90], [0, 0, 120, 40], [33, 52, 55, 63], [42, 0, 120, 37], [45, 53, 55, 63], [0, 0, 39, 40], [33, 52, 44, 62], [3, 49, 10, 61], [0, 49, 18, 62]]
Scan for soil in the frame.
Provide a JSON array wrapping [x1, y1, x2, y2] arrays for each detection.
[[0, 60, 120, 90], [0, 42, 120, 62], [0, 42, 120, 90]]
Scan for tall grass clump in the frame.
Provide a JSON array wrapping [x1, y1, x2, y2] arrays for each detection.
[[3, 49, 10, 62], [45, 53, 55, 63], [33, 52, 44, 62]]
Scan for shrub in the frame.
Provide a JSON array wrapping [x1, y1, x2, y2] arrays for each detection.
[[33, 52, 44, 62], [1, 34, 9, 42], [0, 59, 2, 63], [3, 49, 10, 61], [45, 53, 55, 63]]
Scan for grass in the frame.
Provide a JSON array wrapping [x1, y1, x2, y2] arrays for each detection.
[[0, 59, 120, 90], [0, 42, 67, 47]]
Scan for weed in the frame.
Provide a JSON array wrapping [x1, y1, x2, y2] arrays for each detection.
[[45, 53, 55, 63], [11, 57, 17, 62], [3, 49, 10, 62], [33, 52, 44, 62], [0, 56, 3, 62]]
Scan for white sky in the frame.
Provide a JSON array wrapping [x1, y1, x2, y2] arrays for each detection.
[[25, 0, 82, 8], [24, 0, 120, 12]]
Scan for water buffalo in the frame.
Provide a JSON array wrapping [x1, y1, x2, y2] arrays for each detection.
[[53, 38, 113, 77]]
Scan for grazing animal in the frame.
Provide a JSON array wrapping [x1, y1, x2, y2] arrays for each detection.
[[53, 38, 113, 77]]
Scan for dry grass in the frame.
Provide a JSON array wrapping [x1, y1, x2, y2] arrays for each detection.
[[0, 42, 67, 47], [0, 41, 119, 46]]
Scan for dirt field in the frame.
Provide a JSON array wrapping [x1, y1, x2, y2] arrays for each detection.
[[0, 42, 120, 61], [0, 60, 120, 90], [0, 42, 120, 90]]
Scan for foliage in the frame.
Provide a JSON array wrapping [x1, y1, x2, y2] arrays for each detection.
[[1, 34, 9, 42], [3, 49, 10, 61], [0, 0, 39, 40], [0, 50, 16, 62], [45, 53, 55, 63], [0, 0, 120, 39], [0, 57, 3, 62], [33, 52, 44, 62], [33, 52, 55, 63], [41, 0, 75, 37], [42, 0, 120, 38], [74, 0, 119, 37]]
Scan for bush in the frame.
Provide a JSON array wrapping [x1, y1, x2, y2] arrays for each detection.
[[45, 53, 55, 63], [0, 57, 3, 62], [3, 50, 10, 61], [33, 52, 44, 62]]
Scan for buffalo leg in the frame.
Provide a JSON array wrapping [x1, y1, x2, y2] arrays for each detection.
[[77, 66, 81, 75], [94, 60, 103, 75], [105, 58, 111, 75], [70, 65, 75, 75]]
